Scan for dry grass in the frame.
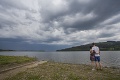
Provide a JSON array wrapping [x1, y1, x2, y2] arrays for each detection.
[[0, 55, 36, 71], [5, 62, 120, 80]]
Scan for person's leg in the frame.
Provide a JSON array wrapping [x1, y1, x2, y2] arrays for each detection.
[[92, 56, 95, 70], [99, 62, 102, 69], [90, 56, 95, 68], [98, 56, 102, 69], [90, 56, 93, 67], [95, 56, 99, 70], [91, 61, 95, 70], [95, 61, 99, 70], [90, 56, 95, 70]]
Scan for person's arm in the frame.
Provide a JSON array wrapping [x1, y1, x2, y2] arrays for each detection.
[[91, 47, 94, 53], [99, 48, 100, 54], [90, 49, 92, 54]]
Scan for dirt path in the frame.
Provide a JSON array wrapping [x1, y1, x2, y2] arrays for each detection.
[[0, 61, 47, 80]]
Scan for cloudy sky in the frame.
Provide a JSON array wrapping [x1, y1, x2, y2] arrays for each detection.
[[0, 0, 120, 51]]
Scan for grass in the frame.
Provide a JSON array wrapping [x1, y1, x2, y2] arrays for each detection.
[[0, 55, 36, 70], [4, 62, 120, 80]]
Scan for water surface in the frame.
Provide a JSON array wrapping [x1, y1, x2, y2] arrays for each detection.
[[0, 51, 120, 67]]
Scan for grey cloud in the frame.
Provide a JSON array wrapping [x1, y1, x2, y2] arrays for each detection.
[[0, 0, 27, 10], [63, 0, 120, 30], [40, 0, 120, 31], [43, 37, 63, 43], [30, 9, 38, 13], [0, 18, 17, 28], [0, 0, 120, 51], [20, 22, 32, 26], [104, 17, 120, 25], [68, 0, 88, 14], [75, 0, 120, 29], [25, 13, 38, 22], [63, 17, 97, 30], [40, 8, 67, 23], [98, 33, 115, 38], [0, 38, 25, 43], [0, 0, 28, 28], [1, 0, 120, 30], [0, 40, 69, 51]]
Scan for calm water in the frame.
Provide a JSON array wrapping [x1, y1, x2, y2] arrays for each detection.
[[0, 51, 120, 67]]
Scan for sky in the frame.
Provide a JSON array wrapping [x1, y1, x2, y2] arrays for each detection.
[[0, 0, 120, 51]]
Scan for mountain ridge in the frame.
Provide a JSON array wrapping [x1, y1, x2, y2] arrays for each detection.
[[57, 41, 120, 51]]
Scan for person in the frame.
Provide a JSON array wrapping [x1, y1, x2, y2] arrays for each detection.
[[90, 46, 95, 70], [92, 43, 102, 70]]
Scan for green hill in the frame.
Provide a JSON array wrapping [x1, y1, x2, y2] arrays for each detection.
[[57, 41, 120, 51]]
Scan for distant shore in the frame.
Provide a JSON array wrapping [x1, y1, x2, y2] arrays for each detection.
[[57, 41, 120, 51], [0, 49, 45, 52]]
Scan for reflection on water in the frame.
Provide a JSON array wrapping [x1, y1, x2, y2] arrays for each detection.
[[0, 51, 120, 67]]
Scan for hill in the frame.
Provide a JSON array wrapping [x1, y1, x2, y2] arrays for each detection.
[[57, 41, 120, 51]]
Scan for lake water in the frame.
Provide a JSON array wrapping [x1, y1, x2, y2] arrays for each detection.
[[0, 51, 120, 67]]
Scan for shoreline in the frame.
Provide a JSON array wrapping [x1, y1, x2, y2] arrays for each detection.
[[3, 61, 120, 80], [0, 56, 120, 80], [0, 61, 39, 73], [1, 60, 120, 73], [0, 61, 47, 80], [0, 55, 37, 71]]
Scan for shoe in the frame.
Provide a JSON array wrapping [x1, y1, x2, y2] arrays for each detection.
[[92, 68, 95, 70], [100, 68, 103, 71]]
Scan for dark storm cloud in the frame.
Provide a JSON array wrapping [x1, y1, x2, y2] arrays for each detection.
[[1, 0, 120, 30], [0, 37, 61, 46], [104, 16, 120, 25], [64, 0, 120, 30], [43, 37, 63, 43], [0, 41, 69, 51], [40, 0, 120, 31], [68, 0, 88, 13], [98, 33, 115, 38], [0, 38, 25, 43], [0, 0, 120, 51]]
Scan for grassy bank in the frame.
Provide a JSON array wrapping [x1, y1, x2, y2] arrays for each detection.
[[5, 62, 120, 80], [0, 55, 36, 69]]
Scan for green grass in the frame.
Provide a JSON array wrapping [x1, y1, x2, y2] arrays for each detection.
[[4, 62, 120, 80], [0, 55, 36, 66]]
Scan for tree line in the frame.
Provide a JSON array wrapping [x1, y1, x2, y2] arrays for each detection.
[[57, 41, 120, 51]]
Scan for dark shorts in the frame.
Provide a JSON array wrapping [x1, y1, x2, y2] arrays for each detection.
[[90, 56, 95, 61], [95, 56, 100, 62]]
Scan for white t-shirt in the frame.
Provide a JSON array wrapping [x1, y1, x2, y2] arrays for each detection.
[[92, 46, 100, 56]]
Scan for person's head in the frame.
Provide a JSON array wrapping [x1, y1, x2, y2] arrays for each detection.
[[92, 43, 95, 46], [90, 46, 92, 49]]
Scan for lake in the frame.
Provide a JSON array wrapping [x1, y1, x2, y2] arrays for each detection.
[[0, 51, 120, 68]]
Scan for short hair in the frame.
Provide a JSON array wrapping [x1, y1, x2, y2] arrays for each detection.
[[90, 46, 92, 49], [92, 43, 95, 46]]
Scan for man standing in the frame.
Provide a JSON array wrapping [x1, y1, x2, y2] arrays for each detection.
[[92, 43, 102, 70]]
